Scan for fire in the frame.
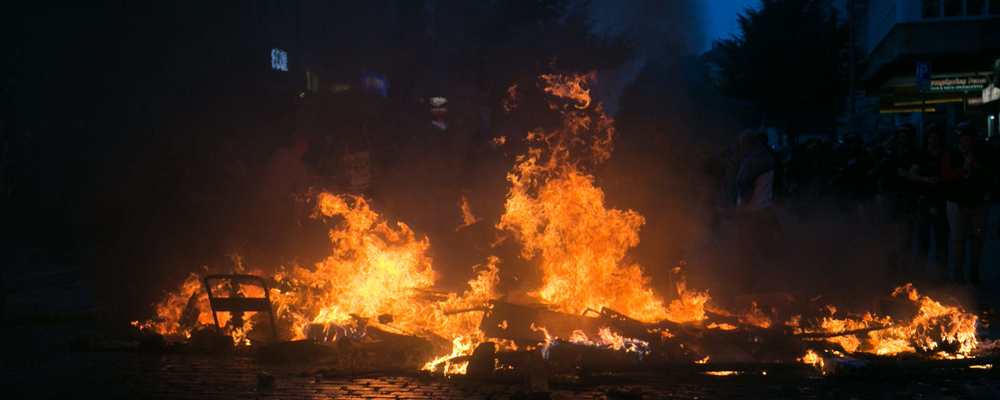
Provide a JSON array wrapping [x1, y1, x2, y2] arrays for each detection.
[[456, 195, 482, 231], [806, 284, 978, 357], [739, 302, 773, 329], [801, 349, 823, 370], [502, 83, 519, 113], [135, 272, 214, 339], [531, 324, 555, 360], [885, 284, 978, 355], [138, 71, 981, 374], [569, 327, 650, 358], [498, 72, 707, 323], [139, 193, 500, 366], [540, 72, 595, 109]]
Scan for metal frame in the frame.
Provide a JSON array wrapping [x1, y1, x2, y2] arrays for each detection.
[[202, 274, 278, 341]]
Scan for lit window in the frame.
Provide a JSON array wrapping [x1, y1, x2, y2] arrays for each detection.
[[968, 0, 986, 15], [922, 0, 940, 17], [943, 0, 962, 16], [271, 48, 288, 71]]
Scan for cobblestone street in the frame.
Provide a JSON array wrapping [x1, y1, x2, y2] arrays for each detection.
[[3, 324, 1000, 399]]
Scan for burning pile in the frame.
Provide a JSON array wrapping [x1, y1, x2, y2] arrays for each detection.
[[799, 284, 979, 357], [499, 72, 708, 324], [137, 72, 984, 376]]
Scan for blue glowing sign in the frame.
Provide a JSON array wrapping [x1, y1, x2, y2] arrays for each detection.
[[271, 48, 288, 71]]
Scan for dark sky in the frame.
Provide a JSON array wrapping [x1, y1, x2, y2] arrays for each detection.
[[703, 0, 760, 51]]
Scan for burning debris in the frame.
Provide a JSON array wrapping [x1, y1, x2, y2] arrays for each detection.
[[136, 73, 988, 380]]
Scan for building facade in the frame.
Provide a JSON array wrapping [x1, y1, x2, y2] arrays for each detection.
[[864, 0, 1000, 137]]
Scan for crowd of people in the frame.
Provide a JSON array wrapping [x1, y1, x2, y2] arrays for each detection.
[[706, 122, 1000, 290]]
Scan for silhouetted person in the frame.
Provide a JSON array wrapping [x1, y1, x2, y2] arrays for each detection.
[[942, 123, 992, 284], [696, 144, 725, 231], [735, 130, 780, 293], [258, 134, 311, 267], [757, 131, 783, 197], [830, 133, 877, 213], [876, 123, 922, 276], [907, 124, 949, 281]]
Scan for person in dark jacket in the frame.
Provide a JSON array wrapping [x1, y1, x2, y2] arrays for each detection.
[[907, 124, 949, 281], [736, 130, 780, 293], [941, 123, 993, 284], [877, 124, 922, 276]]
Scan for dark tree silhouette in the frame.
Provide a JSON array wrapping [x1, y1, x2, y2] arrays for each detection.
[[715, 0, 849, 139]]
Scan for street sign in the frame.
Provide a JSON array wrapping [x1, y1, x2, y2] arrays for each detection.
[[916, 62, 931, 91]]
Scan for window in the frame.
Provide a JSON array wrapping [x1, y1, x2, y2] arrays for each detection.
[[992, 0, 1000, 14], [968, 0, 986, 15], [943, 0, 962, 16], [922, 0, 940, 18]]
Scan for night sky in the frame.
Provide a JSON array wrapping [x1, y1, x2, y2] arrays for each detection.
[[703, 0, 760, 51]]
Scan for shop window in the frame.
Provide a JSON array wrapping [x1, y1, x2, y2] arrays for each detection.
[[943, 0, 962, 16], [922, 0, 941, 18], [968, 0, 986, 15]]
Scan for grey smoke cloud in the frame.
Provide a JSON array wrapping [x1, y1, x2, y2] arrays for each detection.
[[588, 0, 706, 115]]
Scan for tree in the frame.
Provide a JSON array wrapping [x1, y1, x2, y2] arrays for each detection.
[[715, 0, 849, 139]]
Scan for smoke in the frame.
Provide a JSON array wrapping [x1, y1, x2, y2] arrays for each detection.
[[588, 0, 706, 115]]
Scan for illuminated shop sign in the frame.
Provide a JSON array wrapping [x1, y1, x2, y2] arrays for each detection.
[[930, 76, 989, 92]]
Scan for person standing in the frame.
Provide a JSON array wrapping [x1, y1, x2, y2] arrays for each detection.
[[735, 130, 779, 293], [258, 133, 311, 266], [941, 123, 993, 284], [877, 124, 922, 276], [907, 124, 949, 281]]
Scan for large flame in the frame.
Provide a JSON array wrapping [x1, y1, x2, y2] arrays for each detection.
[[498, 72, 707, 323], [139, 193, 499, 365], [139, 73, 979, 372]]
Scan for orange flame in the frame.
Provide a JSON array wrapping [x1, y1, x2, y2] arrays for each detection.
[[807, 284, 978, 356], [456, 195, 483, 232], [499, 72, 707, 323], [139, 193, 499, 365], [138, 72, 979, 373]]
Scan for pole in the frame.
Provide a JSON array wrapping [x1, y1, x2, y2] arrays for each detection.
[[921, 91, 926, 136]]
